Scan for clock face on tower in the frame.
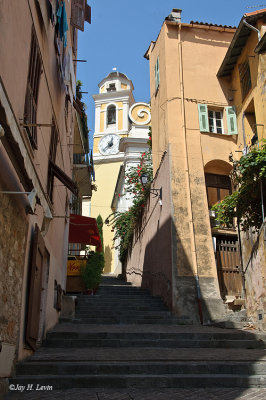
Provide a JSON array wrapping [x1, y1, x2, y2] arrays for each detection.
[[99, 134, 120, 155]]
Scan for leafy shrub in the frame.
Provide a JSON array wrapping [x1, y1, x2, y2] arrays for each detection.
[[80, 251, 104, 290]]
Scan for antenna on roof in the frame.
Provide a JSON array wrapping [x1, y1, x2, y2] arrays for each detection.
[[245, 4, 266, 8]]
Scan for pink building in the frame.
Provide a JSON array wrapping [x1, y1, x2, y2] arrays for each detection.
[[0, 0, 91, 393]]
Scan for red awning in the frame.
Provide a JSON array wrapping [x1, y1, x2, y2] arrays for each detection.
[[69, 214, 102, 251]]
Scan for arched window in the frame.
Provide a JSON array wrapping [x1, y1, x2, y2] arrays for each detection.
[[107, 105, 116, 125]]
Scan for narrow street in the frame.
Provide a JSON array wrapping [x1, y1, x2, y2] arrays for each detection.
[[5, 276, 266, 399]]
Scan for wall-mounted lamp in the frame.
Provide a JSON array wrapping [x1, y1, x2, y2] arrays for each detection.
[[0, 188, 37, 214], [140, 173, 162, 201]]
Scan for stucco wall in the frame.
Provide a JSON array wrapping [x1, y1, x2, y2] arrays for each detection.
[[91, 160, 123, 273], [125, 151, 173, 309], [0, 0, 77, 369], [242, 223, 266, 330]]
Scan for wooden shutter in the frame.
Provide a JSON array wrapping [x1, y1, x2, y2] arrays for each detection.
[[85, 4, 91, 24], [71, 0, 85, 31], [155, 57, 160, 91], [26, 224, 46, 351], [198, 104, 209, 132], [226, 106, 238, 135], [24, 27, 41, 149]]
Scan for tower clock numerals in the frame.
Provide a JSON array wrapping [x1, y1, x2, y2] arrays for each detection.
[[99, 134, 120, 155]]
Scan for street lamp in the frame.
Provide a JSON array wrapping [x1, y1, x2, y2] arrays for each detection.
[[140, 173, 162, 201]]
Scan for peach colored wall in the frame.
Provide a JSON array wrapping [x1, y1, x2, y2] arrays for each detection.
[[0, 0, 77, 364], [148, 22, 237, 281], [142, 21, 242, 321]]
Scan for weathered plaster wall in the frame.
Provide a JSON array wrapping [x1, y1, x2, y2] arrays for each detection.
[[146, 22, 238, 322], [242, 224, 266, 330], [0, 0, 77, 368], [126, 151, 173, 309]]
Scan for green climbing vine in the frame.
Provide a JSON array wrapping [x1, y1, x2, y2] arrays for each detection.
[[106, 147, 153, 263], [212, 141, 266, 232]]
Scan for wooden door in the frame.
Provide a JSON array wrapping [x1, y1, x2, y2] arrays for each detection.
[[26, 224, 46, 350], [215, 235, 243, 298]]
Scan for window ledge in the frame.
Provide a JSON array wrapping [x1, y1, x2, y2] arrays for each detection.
[[200, 131, 236, 138]]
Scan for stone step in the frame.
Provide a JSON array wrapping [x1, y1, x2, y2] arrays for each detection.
[[15, 360, 266, 376], [59, 317, 190, 325], [45, 330, 266, 342], [43, 338, 265, 349], [28, 346, 266, 362], [9, 373, 266, 389], [78, 295, 162, 300], [76, 305, 168, 312], [75, 311, 171, 318]]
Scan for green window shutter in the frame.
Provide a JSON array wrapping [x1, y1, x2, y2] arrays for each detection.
[[226, 106, 238, 135], [198, 104, 209, 132]]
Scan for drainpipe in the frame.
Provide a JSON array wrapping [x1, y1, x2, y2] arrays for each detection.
[[242, 112, 247, 150], [243, 19, 261, 41], [177, 23, 203, 324]]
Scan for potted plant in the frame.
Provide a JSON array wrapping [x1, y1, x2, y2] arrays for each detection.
[[80, 251, 104, 294]]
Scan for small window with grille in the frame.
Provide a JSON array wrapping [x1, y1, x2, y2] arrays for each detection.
[[24, 27, 42, 149]]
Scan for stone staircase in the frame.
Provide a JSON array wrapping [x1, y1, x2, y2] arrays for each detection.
[[9, 275, 266, 389]]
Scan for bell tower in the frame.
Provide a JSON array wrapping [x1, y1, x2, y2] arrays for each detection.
[[90, 72, 135, 273], [93, 71, 135, 160]]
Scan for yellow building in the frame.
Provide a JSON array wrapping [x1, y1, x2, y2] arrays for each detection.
[[90, 72, 150, 273], [124, 8, 265, 325], [218, 8, 266, 328]]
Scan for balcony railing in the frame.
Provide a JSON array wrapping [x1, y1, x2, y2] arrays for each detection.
[[73, 153, 90, 165]]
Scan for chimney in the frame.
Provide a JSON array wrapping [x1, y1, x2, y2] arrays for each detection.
[[168, 8, 182, 23]]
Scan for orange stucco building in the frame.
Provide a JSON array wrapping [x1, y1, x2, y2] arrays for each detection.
[[125, 9, 265, 325]]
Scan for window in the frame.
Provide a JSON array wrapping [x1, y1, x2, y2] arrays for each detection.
[[71, 0, 91, 32], [239, 60, 251, 101], [24, 27, 41, 149], [107, 83, 116, 92], [198, 104, 238, 135], [107, 105, 116, 125], [155, 56, 160, 92], [208, 110, 223, 134], [205, 174, 232, 209]]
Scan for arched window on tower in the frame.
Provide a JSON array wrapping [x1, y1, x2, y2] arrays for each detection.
[[107, 105, 116, 125]]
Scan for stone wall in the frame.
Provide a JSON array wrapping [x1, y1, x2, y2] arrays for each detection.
[[0, 181, 28, 379], [243, 222, 266, 330]]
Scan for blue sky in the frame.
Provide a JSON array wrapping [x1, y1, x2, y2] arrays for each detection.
[[76, 0, 263, 139]]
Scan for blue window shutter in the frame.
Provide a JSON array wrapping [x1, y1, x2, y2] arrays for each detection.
[[198, 104, 209, 132], [226, 106, 238, 135]]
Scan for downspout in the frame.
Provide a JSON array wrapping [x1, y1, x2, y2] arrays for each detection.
[[243, 19, 261, 41], [242, 112, 247, 149], [177, 24, 203, 324]]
